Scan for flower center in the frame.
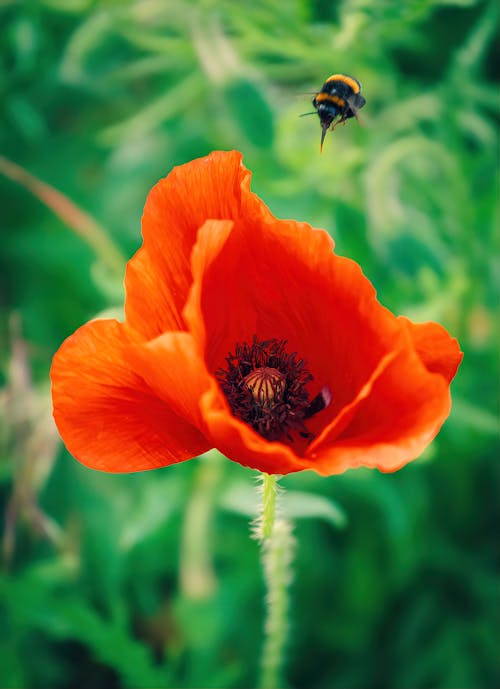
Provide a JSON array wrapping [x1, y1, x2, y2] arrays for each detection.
[[217, 336, 331, 442]]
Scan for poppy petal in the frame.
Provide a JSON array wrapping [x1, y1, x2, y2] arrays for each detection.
[[182, 219, 238, 349], [51, 319, 209, 472], [310, 330, 454, 475], [400, 317, 463, 382], [308, 348, 401, 453], [127, 331, 212, 431], [125, 150, 254, 339]]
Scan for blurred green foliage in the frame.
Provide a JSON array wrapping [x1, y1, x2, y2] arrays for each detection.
[[0, 0, 499, 688]]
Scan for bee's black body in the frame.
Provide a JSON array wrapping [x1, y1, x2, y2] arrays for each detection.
[[311, 74, 366, 151]]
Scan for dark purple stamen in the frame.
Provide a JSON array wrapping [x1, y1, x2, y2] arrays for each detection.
[[216, 336, 331, 442]]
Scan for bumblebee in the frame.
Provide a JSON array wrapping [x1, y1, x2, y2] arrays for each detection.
[[309, 74, 366, 152]]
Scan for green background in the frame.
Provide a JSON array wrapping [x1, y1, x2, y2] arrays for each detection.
[[1, 1, 499, 688]]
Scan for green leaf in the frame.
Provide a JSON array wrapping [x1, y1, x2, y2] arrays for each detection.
[[220, 482, 347, 529], [282, 490, 347, 528]]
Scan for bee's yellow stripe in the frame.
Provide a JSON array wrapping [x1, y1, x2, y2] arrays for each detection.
[[325, 74, 360, 94], [316, 93, 346, 107]]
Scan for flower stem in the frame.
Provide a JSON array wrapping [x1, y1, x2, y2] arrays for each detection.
[[257, 473, 294, 689], [261, 472, 277, 540]]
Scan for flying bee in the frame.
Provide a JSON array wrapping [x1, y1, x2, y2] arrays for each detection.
[[302, 74, 366, 152]]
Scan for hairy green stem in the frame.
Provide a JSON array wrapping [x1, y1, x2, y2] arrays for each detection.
[[257, 473, 294, 689], [260, 472, 277, 540]]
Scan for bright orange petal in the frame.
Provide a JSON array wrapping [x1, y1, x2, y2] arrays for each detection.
[[182, 219, 238, 349], [51, 319, 209, 472], [400, 317, 463, 382], [308, 348, 401, 453], [125, 150, 259, 339], [310, 330, 453, 475], [127, 331, 211, 431]]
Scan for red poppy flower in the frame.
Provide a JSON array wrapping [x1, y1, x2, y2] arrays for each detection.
[[51, 151, 462, 476]]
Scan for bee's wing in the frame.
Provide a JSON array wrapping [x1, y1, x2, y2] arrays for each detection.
[[346, 93, 366, 123]]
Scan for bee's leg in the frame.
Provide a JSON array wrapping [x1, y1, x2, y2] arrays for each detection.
[[330, 116, 344, 131]]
